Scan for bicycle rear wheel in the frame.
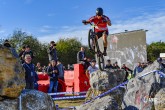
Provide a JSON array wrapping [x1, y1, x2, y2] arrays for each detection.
[[88, 29, 95, 51], [98, 55, 105, 71]]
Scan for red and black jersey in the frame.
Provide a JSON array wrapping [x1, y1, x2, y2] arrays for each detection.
[[88, 15, 111, 32]]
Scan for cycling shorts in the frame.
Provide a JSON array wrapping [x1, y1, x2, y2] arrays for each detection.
[[96, 31, 109, 39]]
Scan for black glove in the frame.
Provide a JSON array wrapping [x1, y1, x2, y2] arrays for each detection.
[[82, 20, 87, 24]]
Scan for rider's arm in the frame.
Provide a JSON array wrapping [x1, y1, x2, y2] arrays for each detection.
[[107, 20, 111, 26]]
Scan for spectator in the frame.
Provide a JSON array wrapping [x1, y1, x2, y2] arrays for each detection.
[[22, 54, 38, 89], [121, 64, 133, 81], [3, 40, 18, 58], [47, 41, 58, 62], [77, 47, 90, 69], [3, 40, 11, 47], [57, 61, 65, 81], [86, 59, 98, 79], [105, 59, 113, 69], [113, 61, 120, 69], [77, 47, 86, 63], [23, 45, 34, 60], [35, 62, 43, 72], [133, 62, 143, 77], [47, 60, 59, 93], [19, 46, 26, 64]]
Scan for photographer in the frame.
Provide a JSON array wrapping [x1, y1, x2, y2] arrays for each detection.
[[47, 60, 59, 93], [47, 41, 58, 62]]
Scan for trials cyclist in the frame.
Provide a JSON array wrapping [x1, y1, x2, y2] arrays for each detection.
[[83, 7, 111, 56]]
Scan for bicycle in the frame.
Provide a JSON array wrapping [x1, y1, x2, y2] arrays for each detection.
[[82, 20, 105, 71]]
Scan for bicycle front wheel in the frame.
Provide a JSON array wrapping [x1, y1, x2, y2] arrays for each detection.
[[98, 55, 105, 71], [88, 29, 95, 51]]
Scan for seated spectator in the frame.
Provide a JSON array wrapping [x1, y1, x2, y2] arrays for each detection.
[[105, 59, 113, 69], [35, 62, 43, 72], [113, 61, 120, 69], [47, 60, 59, 93], [133, 62, 143, 77], [3, 40, 11, 47], [121, 64, 133, 81], [86, 59, 98, 79], [22, 54, 38, 89]]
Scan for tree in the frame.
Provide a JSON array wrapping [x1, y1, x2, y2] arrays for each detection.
[[9, 30, 49, 66], [147, 41, 165, 62]]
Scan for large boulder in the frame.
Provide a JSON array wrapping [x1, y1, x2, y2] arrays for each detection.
[[122, 61, 165, 110], [0, 46, 25, 98], [76, 95, 119, 110], [0, 90, 56, 110], [89, 69, 126, 91], [154, 88, 165, 110], [85, 69, 126, 109]]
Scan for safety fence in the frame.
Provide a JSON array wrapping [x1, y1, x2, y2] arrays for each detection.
[[48, 91, 87, 101]]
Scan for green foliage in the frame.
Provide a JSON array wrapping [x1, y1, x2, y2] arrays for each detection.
[[9, 29, 49, 66], [147, 42, 165, 62]]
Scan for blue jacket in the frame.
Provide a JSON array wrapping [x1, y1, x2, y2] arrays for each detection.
[[57, 63, 64, 78], [133, 66, 143, 77], [22, 63, 38, 83]]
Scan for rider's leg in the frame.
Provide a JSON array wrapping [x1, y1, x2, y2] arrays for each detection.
[[102, 32, 108, 55]]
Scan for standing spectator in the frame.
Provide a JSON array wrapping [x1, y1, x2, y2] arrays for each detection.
[[77, 47, 89, 69], [113, 61, 120, 69], [86, 59, 98, 79], [47, 41, 58, 62], [121, 64, 133, 81], [47, 60, 59, 93], [22, 54, 38, 89], [133, 62, 143, 77], [105, 59, 113, 69], [23, 45, 34, 60], [19, 46, 26, 64], [35, 62, 42, 72], [57, 61, 65, 81], [77, 47, 86, 63]]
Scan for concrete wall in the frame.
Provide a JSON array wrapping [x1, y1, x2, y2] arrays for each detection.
[[98, 30, 147, 70]]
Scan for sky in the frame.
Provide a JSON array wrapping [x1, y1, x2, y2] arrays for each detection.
[[0, 0, 165, 45]]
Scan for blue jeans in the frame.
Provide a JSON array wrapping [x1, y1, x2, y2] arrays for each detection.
[[48, 80, 58, 93]]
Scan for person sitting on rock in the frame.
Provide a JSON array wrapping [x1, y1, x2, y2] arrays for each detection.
[[112, 61, 120, 69], [105, 59, 113, 69], [121, 64, 133, 81], [86, 59, 98, 79], [133, 62, 143, 77], [22, 54, 38, 89], [19, 46, 26, 64]]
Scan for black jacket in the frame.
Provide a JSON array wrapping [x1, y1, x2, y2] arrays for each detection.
[[47, 66, 59, 81], [22, 63, 38, 83], [47, 46, 58, 61]]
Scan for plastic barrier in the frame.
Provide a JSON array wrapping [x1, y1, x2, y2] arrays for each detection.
[[52, 95, 86, 100], [74, 64, 90, 92], [37, 73, 66, 93]]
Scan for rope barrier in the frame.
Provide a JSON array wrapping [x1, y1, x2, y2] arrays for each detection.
[[48, 91, 87, 96], [52, 95, 86, 100]]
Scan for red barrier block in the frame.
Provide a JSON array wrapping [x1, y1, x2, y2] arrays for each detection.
[[74, 64, 85, 79]]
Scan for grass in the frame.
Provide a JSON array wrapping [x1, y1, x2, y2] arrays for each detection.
[[54, 99, 85, 108]]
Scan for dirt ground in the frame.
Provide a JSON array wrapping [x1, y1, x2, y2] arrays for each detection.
[[55, 99, 85, 109]]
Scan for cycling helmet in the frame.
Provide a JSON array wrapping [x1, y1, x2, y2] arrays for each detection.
[[96, 7, 103, 16]]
